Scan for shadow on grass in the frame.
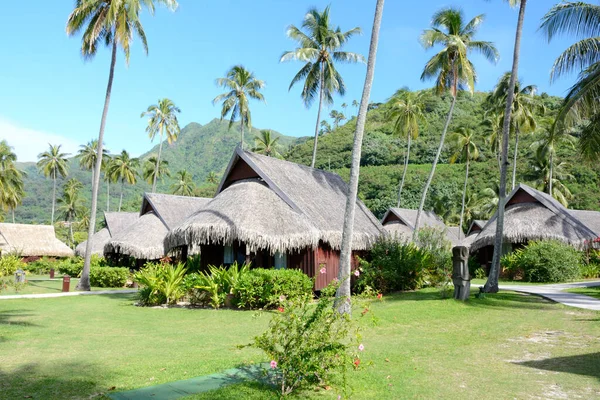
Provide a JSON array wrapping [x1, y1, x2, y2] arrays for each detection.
[[515, 352, 600, 381], [0, 309, 39, 327]]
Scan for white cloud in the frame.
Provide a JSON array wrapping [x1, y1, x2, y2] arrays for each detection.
[[0, 118, 80, 163]]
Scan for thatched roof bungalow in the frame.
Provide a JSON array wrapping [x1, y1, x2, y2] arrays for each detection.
[[381, 208, 460, 246], [104, 193, 210, 264], [470, 184, 600, 265], [0, 223, 73, 258], [75, 212, 139, 256], [164, 147, 383, 289]]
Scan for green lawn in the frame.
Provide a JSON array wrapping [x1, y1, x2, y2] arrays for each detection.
[[470, 278, 548, 286], [566, 286, 600, 300], [1, 290, 599, 399], [0, 277, 129, 296]]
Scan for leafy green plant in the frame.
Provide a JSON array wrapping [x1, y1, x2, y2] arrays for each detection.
[[186, 263, 251, 309], [474, 268, 486, 280], [23, 257, 56, 275], [580, 263, 600, 279], [89, 267, 129, 288], [416, 227, 452, 288], [235, 268, 313, 309], [500, 249, 524, 280], [516, 241, 582, 283], [134, 262, 188, 306], [0, 255, 25, 278]]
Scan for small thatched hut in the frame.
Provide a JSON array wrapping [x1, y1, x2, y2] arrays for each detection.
[[470, 184, 600, 265], [75, 212, 139, 256], [104, 193, 210, 265], [164, 147, 383, 289], [0, 223, 73, 258], [381, 208, 460, 246]]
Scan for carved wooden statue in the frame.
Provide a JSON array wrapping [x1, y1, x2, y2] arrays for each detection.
[[452, 245, 470, 301]]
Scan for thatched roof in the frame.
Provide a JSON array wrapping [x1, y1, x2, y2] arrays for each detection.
[[381, 208, 459, 245], [165, 148, 383, 254], [569, 210, 600, 237], [467, 220, 487, 236], [105, 212, 139, 235], [0, 223, 73, 257], [141, 193, 211, 229], [470, 184, 597, 252], [75, 228, 110, 257]]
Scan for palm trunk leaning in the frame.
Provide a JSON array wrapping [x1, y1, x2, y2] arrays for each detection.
[[240, 123, 245, 150], [335, 0, 384, 315], [78, 38, 117, 291], [397, 131, 412, 207], [119, 181, 124, 212], [152, 125, 164, 193], [511, 127, 519, 190], [549, 150, 553, 196], [458, 149, 470, 240], [106, 178, 110, 212], [413, 90, 457, 240], [310, 65, 325, 168], [51, 169, 56, 224], [12, 209, 15, 224], [484, 0, 527, 294]]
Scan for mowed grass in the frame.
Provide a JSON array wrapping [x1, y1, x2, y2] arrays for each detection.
[[0, 277, 129, 296], [1, 290, 599, 399], [566, 286, 600, 300]]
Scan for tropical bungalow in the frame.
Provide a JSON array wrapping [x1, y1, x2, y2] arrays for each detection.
[[75, 212, 139, 256], [381, 208, 460, 246], [104, 193, 210, 266], [467, 220, 487, 236], [164, 147, 383, 290], [469, 184, 600, 266], [0, 223, 73, 258]]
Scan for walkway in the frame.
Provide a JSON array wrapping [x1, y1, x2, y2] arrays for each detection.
[[471, 280, 600, 311], [0, 289, 137, 300]]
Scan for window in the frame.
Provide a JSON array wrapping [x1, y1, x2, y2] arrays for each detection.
[[224, 245, 234, 265], [274, 252, 287, 269]]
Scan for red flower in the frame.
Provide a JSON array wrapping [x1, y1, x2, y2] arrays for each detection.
[[377, 293, 383, 300], [361, 307, 369, 316], [277, 307, 285, 313], [353, 358, 361, 367]]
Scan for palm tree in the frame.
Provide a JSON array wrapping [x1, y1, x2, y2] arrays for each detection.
[[352, 99, 359, 117], [171, 170, 195, 196], [103, 154, 115, 212], [449, 128, 480, 239], [141, 98, 181, 192], [143, 156, 170, 187], [413, 8, 498, 239], [77, 139, 108, 186], [528, 150, 573, 206], [0, 141, 25, 223], [329, 110, 346, 129], [540, 2, 600, 159], [487, 72, 541, 189], [213, 65, 265, 149], [336, 0, 384, 315], [281, 6, 364, 168], [107, 150, 139, 212], [388, 89, 427, 207], [485, 0, 528, 294], [67, 0, 178, 291], [253, 130, 282, 158], [483, 111, 503, 173], [58, 178, 84, 246], [206, 172, 219, 185], [37, 144, 69, 224], [319, 120, 333, 135]]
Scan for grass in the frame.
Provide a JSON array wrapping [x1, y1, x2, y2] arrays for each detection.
[[470, 278, 548, 286], [0, 289, 599, 399], [565, 286, 600, 300], [0, 276, 129, 296]]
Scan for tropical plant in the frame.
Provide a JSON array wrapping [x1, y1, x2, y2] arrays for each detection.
[[449, 127, 480, 239], [143, 156, 170, 187], [59, 179, 85, 245], [103, 154, 115, 212], [205, 171, 218, 185], [170, 170, 195, 196], [134, 262, 187, 305], [77, 139, 108, 186], [483, 111, 504, 173], [413, 8, 498, 240], [141, 98, 181, 192], [528, 149, 573, 207], [486, 0, 529, 294], [352, 99, 359, 116], [329, 109, 346, 129], [213, 65, 265, 148], [319, 120, 332, 135], [336, 0, 384, 315], [0, 141, 25, 223], [107, 150, 139, 211], [37, 144, 69, 224], [67, 0, 178, 291], [281, 6, 364, 168], [388, 89, 427, 206], [253, 130, 281, 157]]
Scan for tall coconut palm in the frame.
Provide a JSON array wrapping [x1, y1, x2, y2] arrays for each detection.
[[528, 150, 573, 206], [329, 110, 346, 129], [478, 182, 501, 218], [206, 171, 218, 185], [67, 0, 178, 291], [540, 2, 600, 159], [171, 170, 195, 196], [483, 111, 504, 173], [485, 0, 528, 294], [37, 144, 69, 224], [77, 139, 108, 186], [141, 98, 181, 192], [253, 130, 282, 158], [213, 65, 265, 149], [0, 142, 25, 223], [107, 150, 139, 212], [281, 6, 364, 168], [352, 99, 359, 117], [413, 8, 498, 239], [143, 156, 170, 187], [103, 154, 115, 212], [449, 127, 480, 238], [336, 0, 385, 315], [58, 178, 84, 246], [388, 90, 427, 207]]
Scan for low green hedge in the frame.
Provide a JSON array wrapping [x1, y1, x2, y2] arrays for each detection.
[[0, 255, 26, 278], [235, 269, 313, 309], [89, 266, 129, 288]]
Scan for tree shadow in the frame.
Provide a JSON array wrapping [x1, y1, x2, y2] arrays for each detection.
[[0, 309, 39, 327], [515, 352, 600, 381]]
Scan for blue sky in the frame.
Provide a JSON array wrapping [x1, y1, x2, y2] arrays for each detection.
[[0, 1, 576, 162]]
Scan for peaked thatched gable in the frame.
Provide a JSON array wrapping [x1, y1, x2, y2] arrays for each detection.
[[467, 220, 487, 236], [381, 208, 459, 245], [75, 212, 139, 257], [165, 148, 383, 254], [0, 223, 73, 257], [141, 194, 211, 229]]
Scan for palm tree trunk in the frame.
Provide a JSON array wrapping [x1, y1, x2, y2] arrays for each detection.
[[106, 178, 110, 212], [397, 132, 412, 207], [240, 123, 244, 150], [511, 128, 520, 190], [119, 181, 124, 212], [549, 150, 553, 196], [78, 38, 117, 291], [69, 217, 74, 248], [51, 169, 56, 224], [484, 0, 527, 294], [152, 126, 164, 193], [413, 94, 457, 240], [458, 153, 470, 240], [335, 0, 384, 315], [11, 209, 15, 224], [310, 64, 325, 168]]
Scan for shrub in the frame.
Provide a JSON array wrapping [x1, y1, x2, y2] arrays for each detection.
[[416, 227, 452, 287], [89, 267, 129, 288], [235, 268, 313, 309], [500, 249, 524, 280], [517, 241, 582, 283], [185, 263, 250, 309], [134, 262, 187, 306], [23, 257, 56, 275], [0, 255, 25, 277], [57, 255, 107, 277], [580, 263, 600, 279]]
